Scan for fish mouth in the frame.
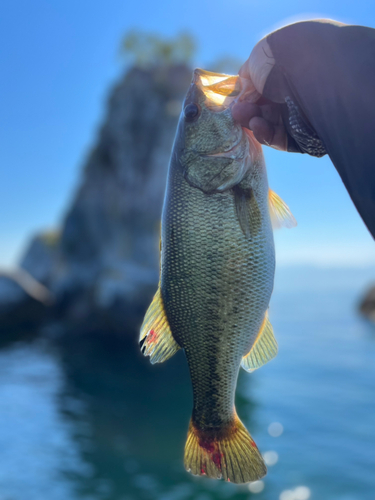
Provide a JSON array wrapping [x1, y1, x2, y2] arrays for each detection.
[[202, 133, 247, 160]]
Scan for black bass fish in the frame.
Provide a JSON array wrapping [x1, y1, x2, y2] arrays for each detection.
[[140, 69, 296, 483]]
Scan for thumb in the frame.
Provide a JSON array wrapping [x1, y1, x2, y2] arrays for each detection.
[[239, 37, 276, 95]]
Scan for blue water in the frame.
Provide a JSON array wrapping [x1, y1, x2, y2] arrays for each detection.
[[0, 266, 374, 499], [245, 267, 375, 500]]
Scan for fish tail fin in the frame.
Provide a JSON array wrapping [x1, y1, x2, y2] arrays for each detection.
[[184, 414, 266, 484]]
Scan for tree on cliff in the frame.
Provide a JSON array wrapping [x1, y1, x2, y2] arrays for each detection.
[[120, 31, 196, 67]]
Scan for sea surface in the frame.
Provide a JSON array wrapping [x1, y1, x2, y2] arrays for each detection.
[[0, 266, 375, 500]]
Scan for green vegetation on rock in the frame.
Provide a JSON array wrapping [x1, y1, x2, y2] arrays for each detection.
[[120, 31, 196, 67]]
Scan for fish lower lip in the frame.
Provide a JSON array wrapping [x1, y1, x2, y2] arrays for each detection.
[[203, 139, 243, 158]]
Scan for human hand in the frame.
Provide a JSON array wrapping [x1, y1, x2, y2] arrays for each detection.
[[232, 38, 288, 151]]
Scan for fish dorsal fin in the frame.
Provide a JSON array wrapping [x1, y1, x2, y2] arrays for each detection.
[[241, 311, 278, 372], [139, 286, 180, 364], [268, 189, 297, 229]]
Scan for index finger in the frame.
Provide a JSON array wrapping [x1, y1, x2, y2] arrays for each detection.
[[239, 37, 276, 94]]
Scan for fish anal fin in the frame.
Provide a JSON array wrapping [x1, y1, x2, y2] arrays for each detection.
[[139, 286, 180, 364], [268, 189, 297, 229], [241, 311, 278, 372]]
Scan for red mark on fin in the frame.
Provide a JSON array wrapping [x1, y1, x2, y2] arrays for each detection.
[[212, 451, 222, 469], [199, 438, 215, 454], [250, 440, 258, 448], [199, 437, 223, 472], [147, 329, 158, 344]]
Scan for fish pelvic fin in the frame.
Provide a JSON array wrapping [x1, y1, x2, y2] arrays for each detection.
[[241, 311, 278, 372], [268, 188, 297, 229], [184, 414, 267, 484], [139, 286, 180, 364]]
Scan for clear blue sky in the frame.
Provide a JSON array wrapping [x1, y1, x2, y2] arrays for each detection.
[[1, 0, 375, 268]]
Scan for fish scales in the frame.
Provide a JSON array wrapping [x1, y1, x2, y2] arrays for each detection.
[[162, 149, 275, 430], [139, 69, 296, 483]]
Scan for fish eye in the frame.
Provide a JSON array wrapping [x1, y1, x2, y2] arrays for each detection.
[[184, 103, 200, 122]]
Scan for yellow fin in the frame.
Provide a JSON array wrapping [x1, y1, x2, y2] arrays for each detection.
[[268, 189, 297, 229], [241, 312, 278, 372], [184, 415, 267, 484], [139, 286, 180, 364]]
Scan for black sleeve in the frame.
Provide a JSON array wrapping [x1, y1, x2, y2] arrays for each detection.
[[264, 20, 375, 239]]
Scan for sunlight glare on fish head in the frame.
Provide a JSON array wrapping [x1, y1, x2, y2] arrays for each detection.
[[179, 69, 247, 193], [195, 69, 241, 110], [199, 73, 228, 107], [202, 89, 227, 107]]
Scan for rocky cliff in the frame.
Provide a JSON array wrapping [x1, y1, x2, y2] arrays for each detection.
[[359, 285, 375, 322], [1, 64, 192, 334]]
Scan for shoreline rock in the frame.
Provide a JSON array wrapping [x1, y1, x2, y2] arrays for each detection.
[[359, 285, 375, 322], [2, 64, 191, 335], [0, 269, 53, 333]]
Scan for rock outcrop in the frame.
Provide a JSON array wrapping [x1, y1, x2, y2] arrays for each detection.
[[0, 269, 52, 333], [5, 64, 192, 333], [359, 286, 375, 322]]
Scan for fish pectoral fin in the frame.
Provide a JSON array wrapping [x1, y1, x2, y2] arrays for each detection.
[[234, 186, 252, 239], [241, 311, 278, 372], [268, 189, 297, 229], [139, 286, 180, 364]]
